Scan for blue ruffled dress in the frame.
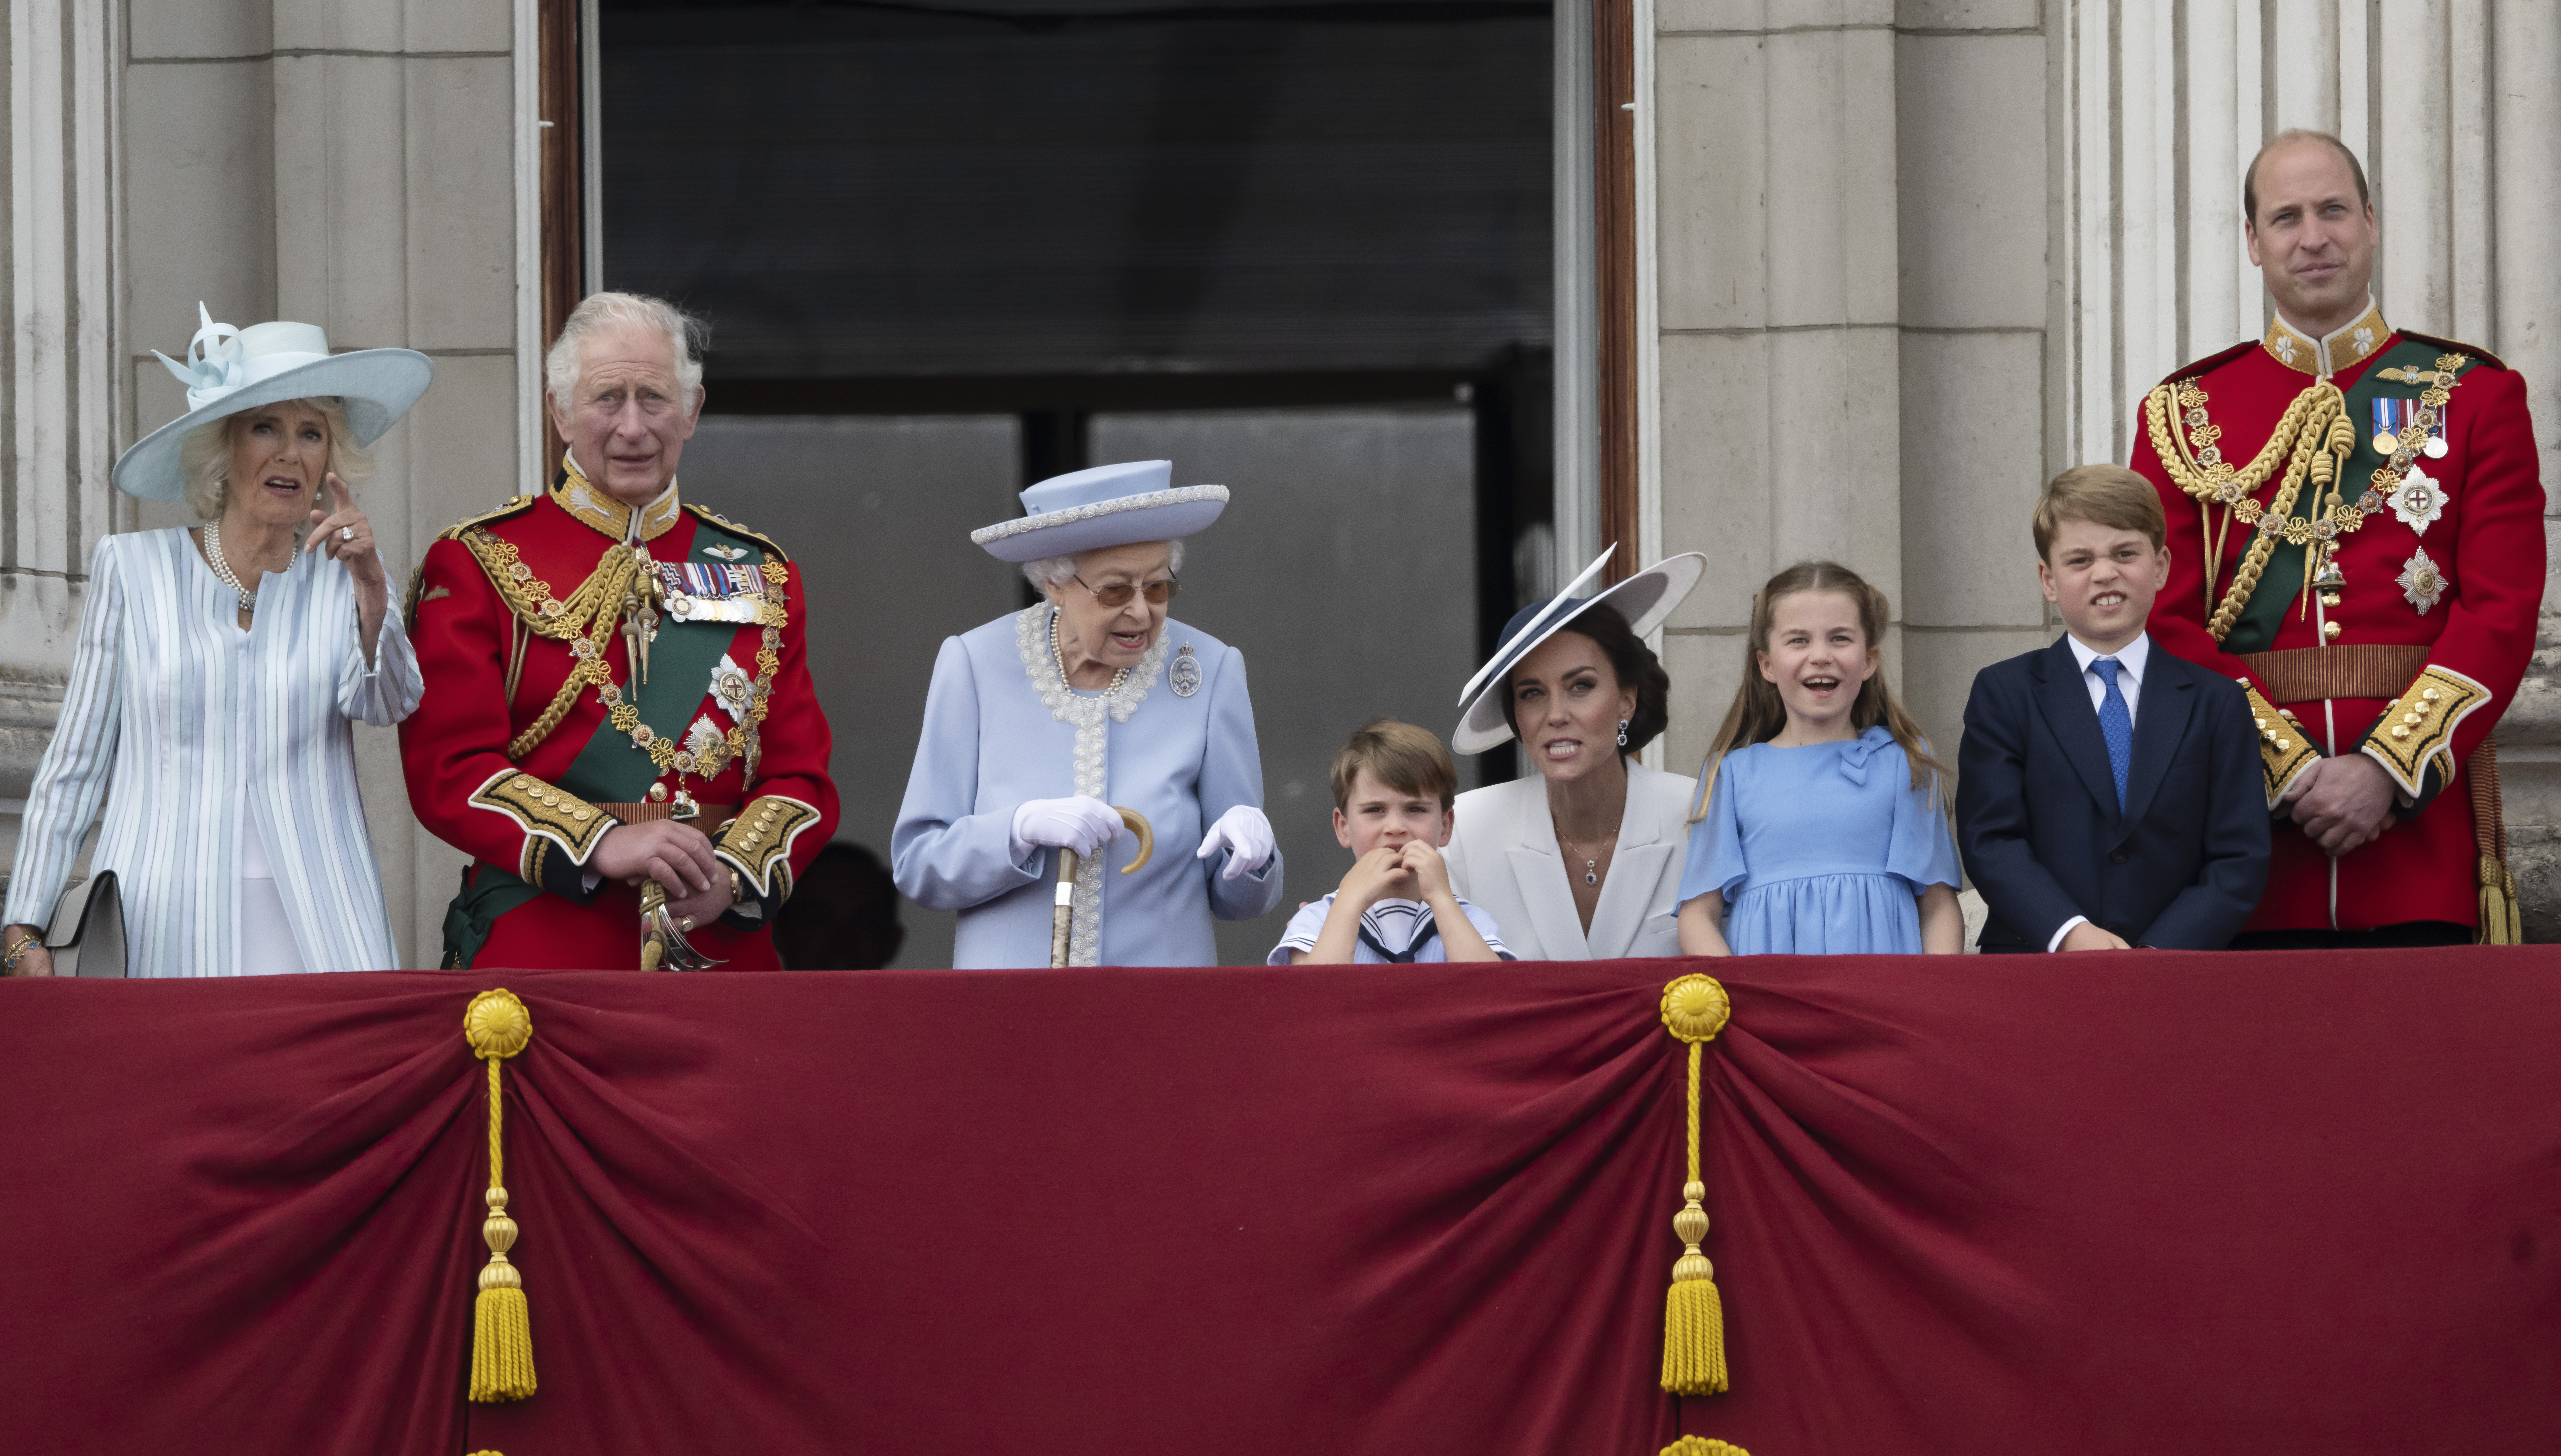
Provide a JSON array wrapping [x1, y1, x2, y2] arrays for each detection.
[[1677, 726, 1961, 955]]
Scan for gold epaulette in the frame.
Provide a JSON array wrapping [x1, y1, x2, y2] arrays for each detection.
[[435, 494, 538, 542], [2398, 329, 2506, 372], [684, 503, 791, 564], [406, 495, 537, 630], [468, 769, 615, 883], [2239, 679, 2318, 809], [2359, 664, 2491, 798], [715, 794, 823, 901]]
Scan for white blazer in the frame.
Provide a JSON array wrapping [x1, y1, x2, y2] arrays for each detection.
[[1443, 761, 1698, 962]]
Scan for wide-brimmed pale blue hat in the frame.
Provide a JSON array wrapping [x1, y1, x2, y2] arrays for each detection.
[[1452, 546, 1708, 754], [111, 304, 435, 502], [969, 459, 1229, 562]]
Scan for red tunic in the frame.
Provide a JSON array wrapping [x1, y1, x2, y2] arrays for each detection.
[[400, 468, 838, 969], [2133, 308, 2542, 933]]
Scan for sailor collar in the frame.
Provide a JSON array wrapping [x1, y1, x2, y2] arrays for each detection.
[[553, 451, 684, 543], [2262, 297, 2390, 378]]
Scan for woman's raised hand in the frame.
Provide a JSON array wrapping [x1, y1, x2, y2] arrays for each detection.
[[305, 473, 384, 584]]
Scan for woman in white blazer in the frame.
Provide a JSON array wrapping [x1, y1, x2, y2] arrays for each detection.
[[1443, 550, 1706, 962], [1, 305, 431, 977]]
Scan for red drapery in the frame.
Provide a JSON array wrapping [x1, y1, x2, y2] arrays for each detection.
[[6, 950, 2559, 1454]]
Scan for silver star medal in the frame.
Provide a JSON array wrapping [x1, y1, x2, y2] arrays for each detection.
[[1170, 641, 1202, 697], [2398, 547, 2449, 615], [2391, 462, 2446, 535], [710, 653, 756, 723]]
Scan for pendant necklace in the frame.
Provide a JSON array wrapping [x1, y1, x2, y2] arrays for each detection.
[[1559, 828, 1605, 886]]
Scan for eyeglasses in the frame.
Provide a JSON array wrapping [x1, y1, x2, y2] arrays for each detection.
[[1072, 573, 1181, 608]]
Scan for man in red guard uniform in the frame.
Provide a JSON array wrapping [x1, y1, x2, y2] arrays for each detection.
[[402, 292, 837, 969], [2134, 131, 2542, 948]]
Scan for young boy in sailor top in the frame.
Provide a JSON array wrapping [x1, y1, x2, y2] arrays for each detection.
[[1271, 719, 1511, 965]]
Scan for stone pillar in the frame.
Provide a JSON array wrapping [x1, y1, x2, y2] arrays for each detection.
[[2, 0, 125, 857], [3, 0, 530, 964], [1650, 0, 1905, 770], [1647, 0, 2048, 779]]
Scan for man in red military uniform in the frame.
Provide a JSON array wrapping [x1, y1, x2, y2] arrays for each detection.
[[2134, 130, 2542, 947], [402, 292, 837, 969]]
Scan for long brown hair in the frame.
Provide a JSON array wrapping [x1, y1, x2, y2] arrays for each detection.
[[1690, 560, 1950, 822]]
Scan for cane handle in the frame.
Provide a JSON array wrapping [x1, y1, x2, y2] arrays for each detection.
[[1113, 807, 1154, 874]]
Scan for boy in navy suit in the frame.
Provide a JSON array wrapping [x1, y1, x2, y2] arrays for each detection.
[[1958, 465, 2270, 951]]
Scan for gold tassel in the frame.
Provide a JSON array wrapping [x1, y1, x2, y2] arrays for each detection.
[[1659, 975, 1734, 1397], [464, 989, 538, 1403], [1661, 1439, 1751, 1456], [2479, 856, 2521, 946]]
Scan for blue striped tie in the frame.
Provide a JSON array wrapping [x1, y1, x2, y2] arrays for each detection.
[[2093, 658, 2132, 813]]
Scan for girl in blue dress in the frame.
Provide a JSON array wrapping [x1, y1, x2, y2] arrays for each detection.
[[1676, 561, 1963, 955]]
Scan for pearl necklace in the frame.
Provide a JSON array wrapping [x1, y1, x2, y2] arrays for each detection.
[[202, 516, 258, 612], [1051, 609, 1129, 695]]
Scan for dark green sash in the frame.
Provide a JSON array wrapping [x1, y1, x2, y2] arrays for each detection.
[[2224, 339, 2462, 654], [440, 516, 766, 967]]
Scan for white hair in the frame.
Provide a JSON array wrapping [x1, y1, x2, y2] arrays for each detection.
[[1020, 538, 1186, 593], [179, 397, 372, 521], [544, 291, 708, 413]]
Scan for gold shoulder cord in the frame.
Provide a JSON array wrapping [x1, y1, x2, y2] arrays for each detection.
[[2145, 353, 2470, 643]]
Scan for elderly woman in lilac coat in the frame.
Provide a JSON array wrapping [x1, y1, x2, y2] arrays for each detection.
[[892, 461, 1283, 967]]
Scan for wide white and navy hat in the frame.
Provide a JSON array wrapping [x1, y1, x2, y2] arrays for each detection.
[[1451, 546, 1709, 755], [111, 304, 435, 502], [969, 460, 1229, 563]]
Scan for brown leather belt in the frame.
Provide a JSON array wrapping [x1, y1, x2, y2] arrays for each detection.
[[2238, 644, 2429, 704], [597, 801, 738, 826]]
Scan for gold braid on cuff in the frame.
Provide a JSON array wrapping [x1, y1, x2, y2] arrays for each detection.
[[2237, 680, 2319, 809], [715, 794, 822, 902], [2359, 664, 2490, 798], [469, 770, 616, 877]]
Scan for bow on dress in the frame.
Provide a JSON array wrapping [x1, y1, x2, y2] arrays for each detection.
[[1834, 724, 1896, 787]]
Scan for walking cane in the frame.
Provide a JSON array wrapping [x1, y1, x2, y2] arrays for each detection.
[[1050, 807, 1154, 968]]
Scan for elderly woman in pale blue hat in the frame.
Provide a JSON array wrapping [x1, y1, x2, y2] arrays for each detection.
[[893, 461, 1284, 966], [1, 307, 432, 978]]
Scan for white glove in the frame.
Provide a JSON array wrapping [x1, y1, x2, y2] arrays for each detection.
[[1195, 804, 1277, 881], [1010, 796, 1125, 863]]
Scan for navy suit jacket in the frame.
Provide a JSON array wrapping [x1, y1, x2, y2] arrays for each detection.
[[1956, 635, 2269, 951]]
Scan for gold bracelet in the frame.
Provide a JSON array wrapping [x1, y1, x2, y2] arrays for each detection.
[[2, 931, 39, 973]]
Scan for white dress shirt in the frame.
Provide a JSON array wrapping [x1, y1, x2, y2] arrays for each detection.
[[2064, 630, 2149, 722], [2048, 631, 2151, 951]]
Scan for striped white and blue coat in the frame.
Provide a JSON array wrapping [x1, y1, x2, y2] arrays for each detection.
[[4, 528, 423, 974]]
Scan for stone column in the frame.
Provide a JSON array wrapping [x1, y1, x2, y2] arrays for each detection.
[[1651, 0, 1904, 770], [2, 0, 124, 855], [1647, 0, 2048, 778]]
